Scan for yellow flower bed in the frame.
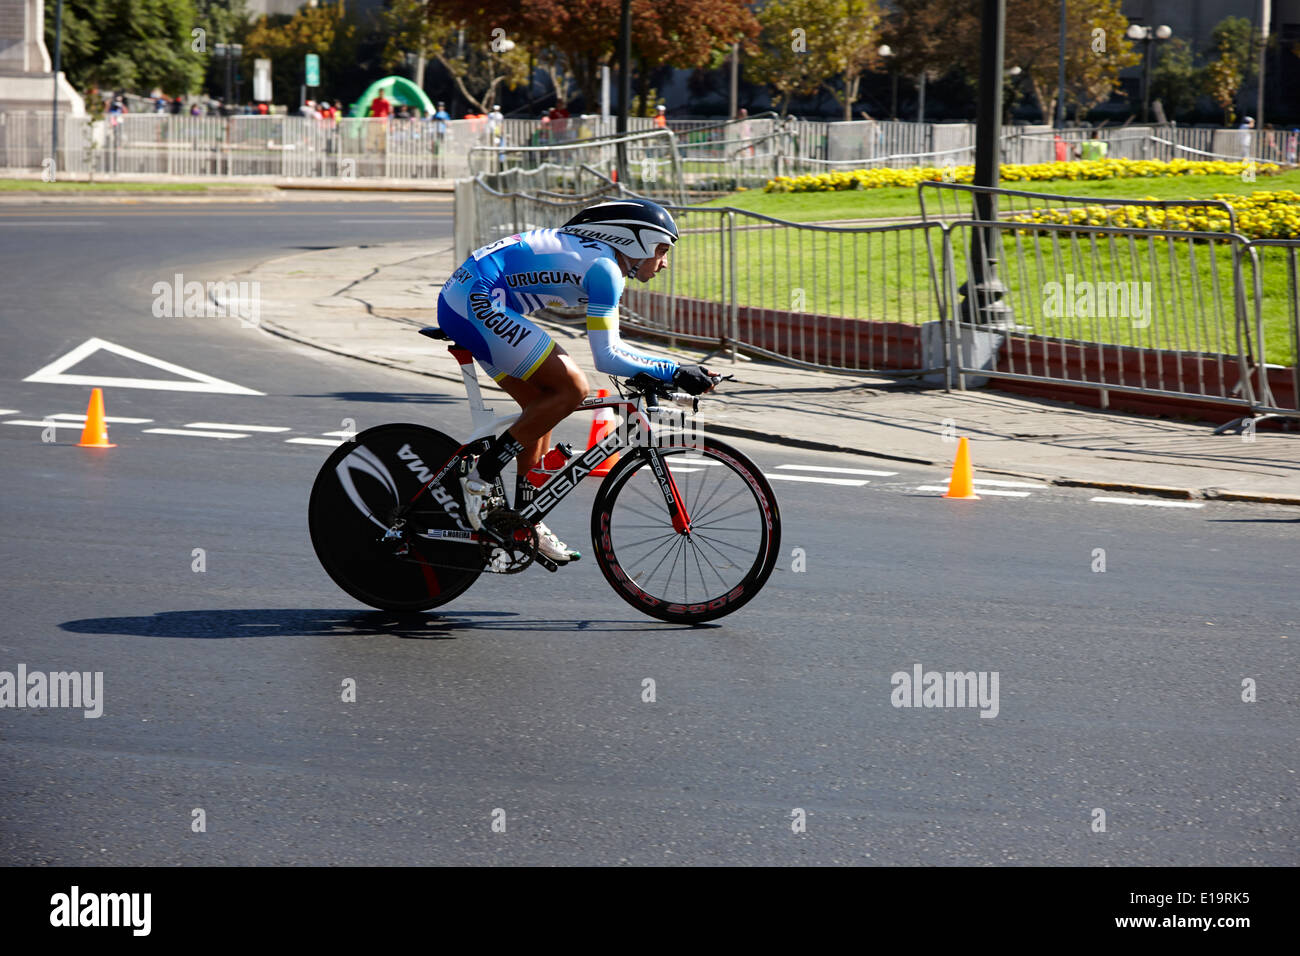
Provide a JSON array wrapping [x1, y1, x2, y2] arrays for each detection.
[[1003, 190, 1300, 240], [763, 159, 1282, 194]]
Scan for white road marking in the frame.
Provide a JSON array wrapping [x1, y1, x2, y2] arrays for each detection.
[[776, 464, 898, 476], [185, 422, 291, 432], [667, 467, 703, 473], [973, 478, 1047, 488], [915, 485, 1030, 497], [285, 437, 344, 446], [23, 337, 264, 395], [143, 428, 249, 439], [0, 409, 19, 415], [320, 429, 357, 437], [4, 419, 86, 428], [1089, 496, 1205, 509], [768, 474, 870, 487], [48, 413, 154, 423]]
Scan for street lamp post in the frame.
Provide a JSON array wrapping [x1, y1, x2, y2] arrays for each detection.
[[1126, 23, 1172, 124], [878, 44, 896, 120]]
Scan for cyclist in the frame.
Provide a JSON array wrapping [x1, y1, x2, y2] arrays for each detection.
[[436, 198, 717, 564]]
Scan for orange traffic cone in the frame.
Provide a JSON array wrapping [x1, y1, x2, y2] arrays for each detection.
[[943, 436, 978, 499], [588, 389, 620, 477], [77, 387, 116, 448]]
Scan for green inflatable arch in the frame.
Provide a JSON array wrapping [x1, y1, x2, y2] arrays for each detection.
[[351, 76, 436, 117]]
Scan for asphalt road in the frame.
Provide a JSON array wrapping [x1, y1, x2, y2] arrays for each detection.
[[1, 201, 1296, 865]]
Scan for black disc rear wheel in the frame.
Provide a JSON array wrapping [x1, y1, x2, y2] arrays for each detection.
[[308, 423, 483, 612]]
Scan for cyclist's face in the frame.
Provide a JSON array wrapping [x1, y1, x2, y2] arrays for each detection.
[[633, 243, 673, 282]]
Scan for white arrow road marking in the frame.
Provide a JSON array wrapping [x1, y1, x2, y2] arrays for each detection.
[[915, 485, 1030, 497], [768, 475, 870, 487], [184, 422, 291, 432], [1089, 496, 1205, 509], [285, 437, 344, 446], [144, 428, 250, 439], [776, 464, 898, 476], [24, 338, 264, 395], [49, 413, 154, 423]]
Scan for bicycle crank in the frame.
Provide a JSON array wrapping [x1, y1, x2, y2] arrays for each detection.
[[478, 510, 539, 574]]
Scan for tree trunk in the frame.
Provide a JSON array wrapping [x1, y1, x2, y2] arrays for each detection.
[[843, 73, 860, 121]]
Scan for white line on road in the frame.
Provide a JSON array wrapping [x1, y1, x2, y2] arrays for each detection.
[[1089, 496, 1205, 509], [48, 413, 154, 424], [973, 478, 1047, 488], [776, 464, 898, 477], [915, 485, 1031, 497], [768, 474, 870, 487], [143, 428, 249, 439], [319, 429, 357, 437], [0, 409, 19, 415], [285, 437, 343, 446], [184, 422, 291, 432], [4, 419, 86, 428]]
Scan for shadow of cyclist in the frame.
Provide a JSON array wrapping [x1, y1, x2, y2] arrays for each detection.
[[58, 608, 710, 640]]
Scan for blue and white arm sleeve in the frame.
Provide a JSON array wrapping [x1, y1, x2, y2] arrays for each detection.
[[583, 257, 679, 383]]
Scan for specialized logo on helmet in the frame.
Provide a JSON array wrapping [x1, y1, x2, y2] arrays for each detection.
[[562, 226, 635, 246]]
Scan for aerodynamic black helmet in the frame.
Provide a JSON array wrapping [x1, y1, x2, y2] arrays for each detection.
[[560, 198, 679, 259]]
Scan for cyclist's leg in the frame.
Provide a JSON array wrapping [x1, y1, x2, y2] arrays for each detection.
[[497, 348, 587, 450], [438, 281, 586, 517]]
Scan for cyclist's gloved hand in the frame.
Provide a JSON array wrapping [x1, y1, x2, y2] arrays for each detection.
[[673, 365, 716, 396]]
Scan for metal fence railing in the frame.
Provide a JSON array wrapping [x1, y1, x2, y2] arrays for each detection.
[[5, 110, 1292, 188], [943, 219, 1254, 408], [456, 174, 1299, 427]]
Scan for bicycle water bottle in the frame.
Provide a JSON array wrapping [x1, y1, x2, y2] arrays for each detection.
[[525, 442, 575, 487]]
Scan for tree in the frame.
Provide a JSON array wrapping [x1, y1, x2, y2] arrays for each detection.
[[441, 0, 755, 112], [1202, 43, 1243, 125], [45, 0, 206, 95], [1148, 37, 1196, 120], [879, 0, 977, 118], [826, 0, 884, 121], [747, 0, 843, 116], [244, 1, 357, 107], [1003, 0, 1139, 123]]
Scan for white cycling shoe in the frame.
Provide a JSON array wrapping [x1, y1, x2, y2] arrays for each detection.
[[460, 475, 493, 530], [535, 522, 581, 563]]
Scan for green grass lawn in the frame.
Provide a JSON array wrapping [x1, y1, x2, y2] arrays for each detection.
[[699, 169, 1300, 223], [0, 178, 256, 192]]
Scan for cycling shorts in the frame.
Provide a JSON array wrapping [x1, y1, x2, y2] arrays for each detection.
[[437, 270, 556, 382]]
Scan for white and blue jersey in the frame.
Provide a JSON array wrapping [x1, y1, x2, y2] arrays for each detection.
[[437, 228, 678, 383]]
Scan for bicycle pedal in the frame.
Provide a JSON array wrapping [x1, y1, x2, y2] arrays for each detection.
[[534, 553, 559, 573]]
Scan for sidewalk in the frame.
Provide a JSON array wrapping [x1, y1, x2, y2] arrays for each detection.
[[237, 240, 1300, 506]]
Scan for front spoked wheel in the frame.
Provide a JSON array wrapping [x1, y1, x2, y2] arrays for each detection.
[[591, 438, 781, 624]]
